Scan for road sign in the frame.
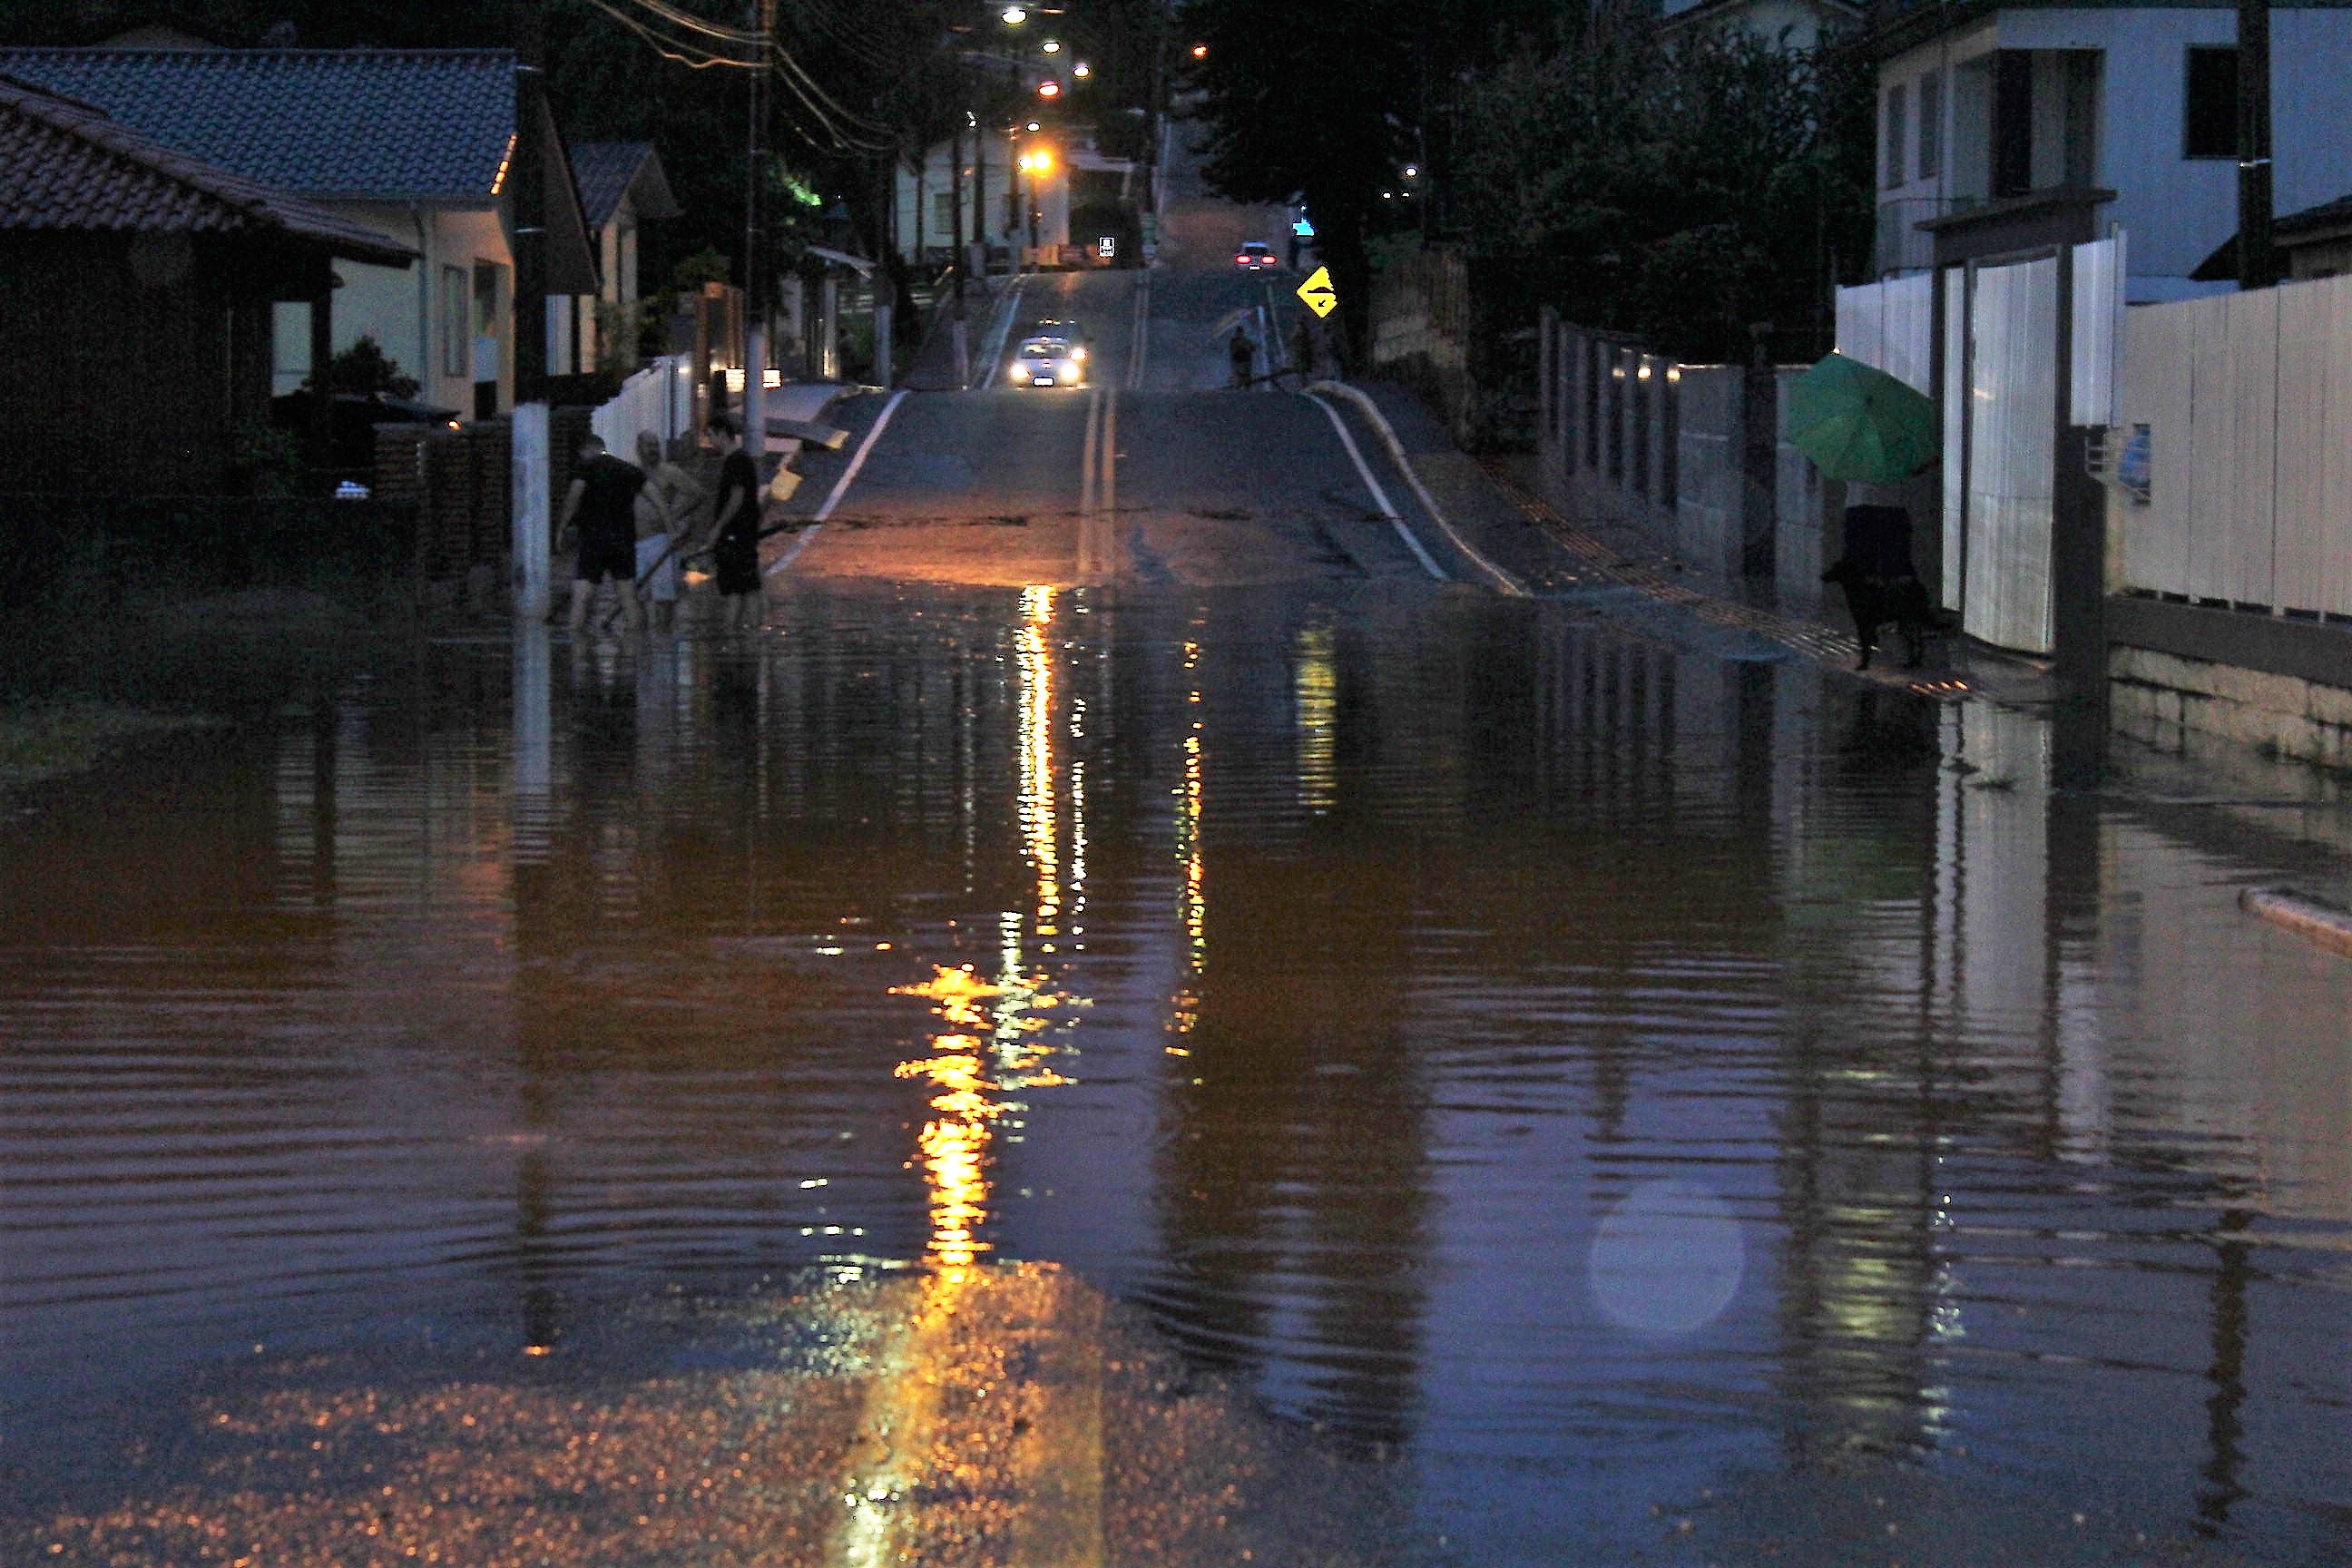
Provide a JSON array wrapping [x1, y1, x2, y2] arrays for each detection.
[[1296, 266, 1338, 318]]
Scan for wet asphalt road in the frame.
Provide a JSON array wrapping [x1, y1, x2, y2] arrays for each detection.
[[6, 136, 2352, 1568]]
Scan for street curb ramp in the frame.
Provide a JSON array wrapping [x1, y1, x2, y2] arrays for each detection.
[[1305, 380, 1526, 597]]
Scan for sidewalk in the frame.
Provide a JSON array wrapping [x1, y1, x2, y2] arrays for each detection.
[[1344, 378, 2050, 706]]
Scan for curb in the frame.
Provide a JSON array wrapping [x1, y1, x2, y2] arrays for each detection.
[[1304, 381, 1526, 597], [2239, 887, 2352, 959]]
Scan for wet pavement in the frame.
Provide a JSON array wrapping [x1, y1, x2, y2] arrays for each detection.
[[4, 574, 2351, 1566]]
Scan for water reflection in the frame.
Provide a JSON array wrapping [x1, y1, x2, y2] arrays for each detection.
[[3, 583, 2351, 1563]]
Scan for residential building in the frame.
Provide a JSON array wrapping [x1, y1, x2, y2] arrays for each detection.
[[0, 75, 414, 492], [1864, 3, 2352, 299], [896, 132, 1110, 268], [1657, 0, 1860, 51], [0, 46, 600, 416], [567, 141, 681, 377]]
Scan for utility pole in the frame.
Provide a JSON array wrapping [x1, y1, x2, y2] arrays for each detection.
[[2236, 0, 2277, 289], [950, 113, 970, 385], [743, 0, 775, 460], [509, 0, 552, 621]]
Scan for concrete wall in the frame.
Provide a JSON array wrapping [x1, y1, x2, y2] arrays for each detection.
[[1538, 310, 1840, 603]]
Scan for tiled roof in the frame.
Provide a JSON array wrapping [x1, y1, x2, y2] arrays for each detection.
[[0, 75, 416, 262], [0, 47, 514, 201], [571, 141, 648, 228]]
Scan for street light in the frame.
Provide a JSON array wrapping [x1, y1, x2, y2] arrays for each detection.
[[1038, 79, 1060, 98], [1042, 38, 1061, 52], [1001, 5, 1025, 24], [1191, 43, 1207, 58], [1073, 62, 1090, 77]]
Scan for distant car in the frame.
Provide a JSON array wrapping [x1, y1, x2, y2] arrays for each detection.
[[1012, 333, 1087, 388], [1235, 241, 1277, 270]]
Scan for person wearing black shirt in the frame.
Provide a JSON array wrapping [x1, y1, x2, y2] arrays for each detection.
[[559, 435, 648, 636], [701, 415, 764, 633]]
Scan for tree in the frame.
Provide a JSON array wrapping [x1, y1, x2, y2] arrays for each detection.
[[1179, 0, 1419, 358], [1449, 24, 1874, 361], [323, 335, 422, 399]]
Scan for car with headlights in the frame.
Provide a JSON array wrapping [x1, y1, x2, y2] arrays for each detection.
[[1011, 330, 1088, 388], [1235, 241, 1277, 270]]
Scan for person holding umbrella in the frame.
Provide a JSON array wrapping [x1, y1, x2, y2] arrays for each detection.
[[1786, 353, 1949, 671]]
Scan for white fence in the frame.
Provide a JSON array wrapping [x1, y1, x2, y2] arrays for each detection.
[[590, 354, 696, 456], [2116, 271, 2352, 615]]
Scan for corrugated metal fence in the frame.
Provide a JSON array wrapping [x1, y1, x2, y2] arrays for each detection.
[[2116, 271, 2352, 616], [1834, 237, 2122, 656]]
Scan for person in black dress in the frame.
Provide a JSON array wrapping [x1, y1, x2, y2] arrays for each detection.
[[700, 415, 764, 633], [559, 434, 647, 637]]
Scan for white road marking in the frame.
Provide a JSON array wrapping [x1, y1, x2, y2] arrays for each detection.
[[977, 279, 1029, 391], [1125, 271, 1152, 390], [793, 387, 908, 554], [1306, 379, 1526, 595], [1302, 392, 1446, 582]]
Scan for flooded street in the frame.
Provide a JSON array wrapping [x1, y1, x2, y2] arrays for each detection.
[[5, 579, 2352, 1565]]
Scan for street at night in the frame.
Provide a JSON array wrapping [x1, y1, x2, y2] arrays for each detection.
[[6, 1, 2352, 1564]]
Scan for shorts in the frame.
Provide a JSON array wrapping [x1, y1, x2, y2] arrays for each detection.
[[712, 539, 760, 597], [635, 534, 678, 603], [574, 527, 635, 584]]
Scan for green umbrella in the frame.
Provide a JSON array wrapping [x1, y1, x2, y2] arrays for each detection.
[[1785, 352, 1938, 485]]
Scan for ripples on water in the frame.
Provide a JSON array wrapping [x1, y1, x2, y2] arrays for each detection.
[[3, 581, 2350, 1562]]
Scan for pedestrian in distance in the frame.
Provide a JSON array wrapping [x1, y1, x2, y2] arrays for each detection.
[[559, 434, 647, 639], [697, 415, 765, 633], [629, 429, 704, 634], [1229, 325, 1255, 389]]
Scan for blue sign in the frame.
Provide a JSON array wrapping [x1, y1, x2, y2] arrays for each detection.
[[1292, 218, 1315, 237]]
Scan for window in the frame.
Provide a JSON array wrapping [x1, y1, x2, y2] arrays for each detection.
[[440, 265, 467, 377], [2184, 46, 2238, 159], [933, 191, 956, 235], [1916, 70, 1942, 181], [1883, 81, 1909, 189]]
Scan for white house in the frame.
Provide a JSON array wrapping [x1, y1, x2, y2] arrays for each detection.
[[1867, 4, 2352, 299], [0, 45, 601, 416], [894, 130, 1079, 268], [1657, 0, 1859, 52]]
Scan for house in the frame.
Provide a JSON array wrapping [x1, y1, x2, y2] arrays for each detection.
[[0, 46, 600, 417], [1656, 0, 1859, 52], [0, 75, 415, 493], [895, 131, 1091, 269], [567, 141, 681, 377], [1863, 2, 2352, 299]]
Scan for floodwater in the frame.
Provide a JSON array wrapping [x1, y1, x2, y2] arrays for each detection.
[[4, 579, 2351, 1565]]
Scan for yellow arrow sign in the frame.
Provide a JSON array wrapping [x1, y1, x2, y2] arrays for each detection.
[[1296, 266, 1338, 318]]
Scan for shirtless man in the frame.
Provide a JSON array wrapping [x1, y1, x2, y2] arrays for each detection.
[[631, 430, 704, 633]]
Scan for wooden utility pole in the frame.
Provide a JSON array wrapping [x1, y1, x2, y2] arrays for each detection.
[[2237, 0, 2278, 289]]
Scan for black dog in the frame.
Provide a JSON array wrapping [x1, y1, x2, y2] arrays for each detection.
[[1822, 504, 1955, 671]]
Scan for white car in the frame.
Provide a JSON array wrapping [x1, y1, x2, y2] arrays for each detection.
[[1012, 334, 1087, 388]]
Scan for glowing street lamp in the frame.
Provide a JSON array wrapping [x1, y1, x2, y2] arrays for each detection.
[[1037, 78, 1061, 98], [1191, 43, 1208, 58], [1042, 38, 1061, 52], [1001, 5, 1026, 23], [1073, 61, 1090, 77]]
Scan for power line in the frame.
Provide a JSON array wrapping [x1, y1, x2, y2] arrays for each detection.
[[583, 0, 760, 68]]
